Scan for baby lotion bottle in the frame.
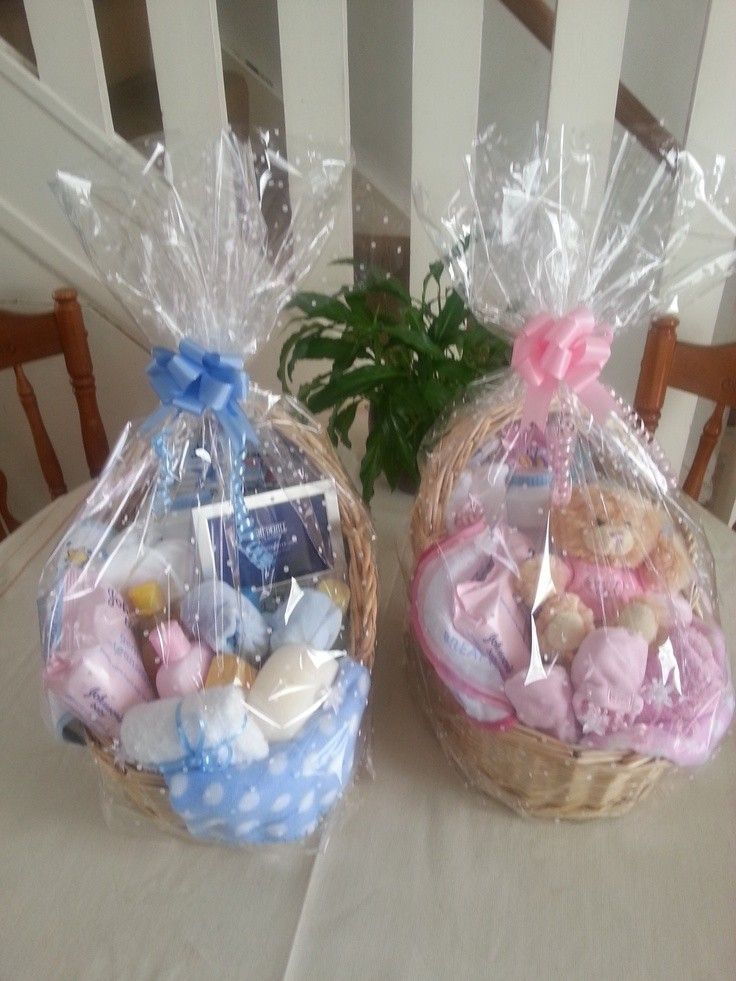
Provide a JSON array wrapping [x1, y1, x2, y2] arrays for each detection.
[[505, 470, 552, 534], [150, 620, 213, 697], [126, 580, 175, 685]]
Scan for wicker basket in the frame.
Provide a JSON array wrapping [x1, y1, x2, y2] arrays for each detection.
[[88, 407, 378, 839], [408, 397, 677, 820]]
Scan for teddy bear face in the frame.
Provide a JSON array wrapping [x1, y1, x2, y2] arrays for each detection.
[[550, 485, 662, 568]]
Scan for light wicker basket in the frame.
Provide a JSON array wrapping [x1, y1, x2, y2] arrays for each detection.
[[408, 397, 676, 820], [87, 408, 378, 839]]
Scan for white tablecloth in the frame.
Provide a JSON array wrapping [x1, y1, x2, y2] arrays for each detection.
[[1, 483, 735, 980]]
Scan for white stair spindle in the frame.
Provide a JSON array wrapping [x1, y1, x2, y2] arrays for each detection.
[[145, 0, 228, 146], [547, 0, 631, 197], [277, 0, 353, 288], [23, 0, 114, 134], [410, 0, 484, 296]]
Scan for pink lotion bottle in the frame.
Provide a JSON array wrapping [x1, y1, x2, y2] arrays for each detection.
[[150, 621, 213, 698]]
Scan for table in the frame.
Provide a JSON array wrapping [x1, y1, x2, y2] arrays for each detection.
[[1, 482, 735, 981]]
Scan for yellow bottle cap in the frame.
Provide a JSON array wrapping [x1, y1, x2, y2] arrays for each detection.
[[127, 580, 166, 617], [317, 577, 351, 613], [205, 654, 256, 690]]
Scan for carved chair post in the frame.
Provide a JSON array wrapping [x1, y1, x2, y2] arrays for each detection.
[[0, 289, 110, 529], [13, 364, 67, 498], [682, 403, 726, 500], [53, 289, 109, 477], [0, 469, 20, 540], [633, 315, 679, 434], [635, 314, 736, 504]]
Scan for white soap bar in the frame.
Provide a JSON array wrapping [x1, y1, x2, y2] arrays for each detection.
[[121, 685, 268, 771], [247, 643, 340, 742]]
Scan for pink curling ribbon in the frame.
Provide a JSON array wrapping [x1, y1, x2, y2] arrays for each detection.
[[511, 308, 617, 431]]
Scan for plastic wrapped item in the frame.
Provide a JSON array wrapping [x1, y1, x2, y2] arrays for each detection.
[[408, 126, 736, 819], [38, 131, 377, 847]]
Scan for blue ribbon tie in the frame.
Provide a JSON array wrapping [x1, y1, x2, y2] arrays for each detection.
[[146, 340, 258, 452], [158, 702, 237, 775]]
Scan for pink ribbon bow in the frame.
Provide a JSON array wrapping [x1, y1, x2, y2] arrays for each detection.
[[511, 308, 617, 431]]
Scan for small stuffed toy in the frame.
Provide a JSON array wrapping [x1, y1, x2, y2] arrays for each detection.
[[516, 484, 692, 659], [181, 580, 270, 664]]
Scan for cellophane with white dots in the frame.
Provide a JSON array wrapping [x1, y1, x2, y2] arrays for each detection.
[[407, 126, 736, 809], [36, 130, 376, 848]]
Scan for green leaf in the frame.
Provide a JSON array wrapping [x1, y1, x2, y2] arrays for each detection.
[[430, 290, 466, 346], [278, 321, 324, 389], [377, 323, 446, 360], [410, 378, 454, 415], [359, 425, 383, 503], [304, 364, 405, 414], [278, 258, 510, 505], [327, 400, 359, 448], [386, 402, 417, 475], [296, 370, 332, 404], [361, 272, 412, 307], [333, 258, 413, 307], [289, 335, 357, 365], [422, 259, 444, 295], [341, 292, 382, 330], [286, 293, 353, 323]]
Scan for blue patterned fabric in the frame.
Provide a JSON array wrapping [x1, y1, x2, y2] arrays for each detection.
[[163, 659, 370, 844]]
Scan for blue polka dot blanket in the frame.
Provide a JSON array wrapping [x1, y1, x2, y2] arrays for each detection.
[[163, 658, 370, 844]]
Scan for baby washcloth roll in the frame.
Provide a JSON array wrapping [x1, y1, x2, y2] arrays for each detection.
[[120, 686, 268, 772], [269, 586, 343, 651]]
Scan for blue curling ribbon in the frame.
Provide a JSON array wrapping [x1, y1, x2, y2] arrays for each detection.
[[146, 339, 258, 453], [145, 340, 259, 544], [157, 702, 240, 776]]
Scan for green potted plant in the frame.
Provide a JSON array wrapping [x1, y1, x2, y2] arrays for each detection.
[[278, 259, 510, 502]]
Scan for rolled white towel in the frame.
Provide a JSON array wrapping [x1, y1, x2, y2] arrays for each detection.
[[99, 535, 194, 601], [121, 685, 268, 772]]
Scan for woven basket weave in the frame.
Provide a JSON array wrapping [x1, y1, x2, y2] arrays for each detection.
[[88, 407, 378, 838], [408, 397, 676, 820]]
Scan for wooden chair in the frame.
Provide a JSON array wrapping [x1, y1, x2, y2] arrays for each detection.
[[634, 315, 736, 501], [0, 288, 109, 537]]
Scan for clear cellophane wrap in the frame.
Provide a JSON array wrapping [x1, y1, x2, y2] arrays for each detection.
[[38, 131, 377, 847], [408, 127, 736, 814]]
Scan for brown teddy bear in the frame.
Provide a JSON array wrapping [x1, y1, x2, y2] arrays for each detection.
[[515, 484, 692, 661]]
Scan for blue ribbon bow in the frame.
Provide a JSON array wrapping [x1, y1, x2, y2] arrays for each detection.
[[146, 339, 258, 452]]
